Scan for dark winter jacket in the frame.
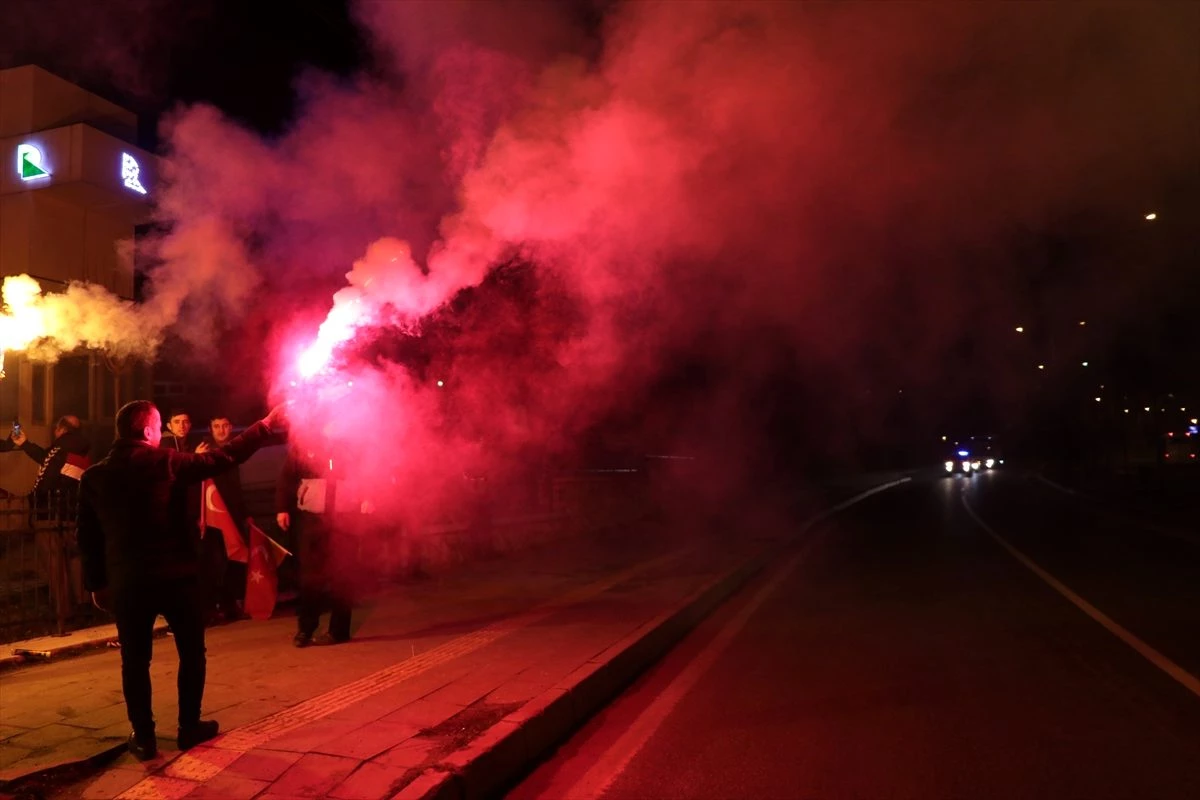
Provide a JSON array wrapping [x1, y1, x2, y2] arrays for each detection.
[[0, 430, 92, 504], [77, 422, 274, 593]]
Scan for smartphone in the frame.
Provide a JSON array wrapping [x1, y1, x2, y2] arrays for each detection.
[[11, 420, 20, 436]]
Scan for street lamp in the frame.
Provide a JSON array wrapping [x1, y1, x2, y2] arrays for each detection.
[[1015, 326, 1025, 333], [1145, 212, 1157, 221]]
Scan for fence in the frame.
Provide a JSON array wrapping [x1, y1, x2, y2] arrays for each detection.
[[1, 469, 652, 645], [0, 491, 106, 644]]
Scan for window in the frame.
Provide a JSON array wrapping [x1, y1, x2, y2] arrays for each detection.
[[53, 356, 90, 422], [31, 364, 47, 425]]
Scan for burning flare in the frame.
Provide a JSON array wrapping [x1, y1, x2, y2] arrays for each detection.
[[0, 274, 159, 374]]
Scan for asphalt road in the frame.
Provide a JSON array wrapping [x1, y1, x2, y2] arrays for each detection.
[[509, 470, 1200, 799]]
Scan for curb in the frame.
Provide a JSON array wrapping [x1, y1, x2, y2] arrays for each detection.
[[1, 622, 170, 674], [393, 477, 911, 800]]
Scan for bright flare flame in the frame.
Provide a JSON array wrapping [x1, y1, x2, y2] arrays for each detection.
[[0, 276, 53, 374], [296, 289, 367, 378]]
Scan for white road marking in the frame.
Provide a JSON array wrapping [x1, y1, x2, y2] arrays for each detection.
[[561, 478, 911, 799], [962, 493, 1200, 700]]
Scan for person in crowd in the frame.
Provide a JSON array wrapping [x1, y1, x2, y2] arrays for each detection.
[[2, 415, 91, 634], [159, 409, 194, 452], [78, 400, 288, 761], [196, 415, 251, 624], [276, 435, 361, 648]]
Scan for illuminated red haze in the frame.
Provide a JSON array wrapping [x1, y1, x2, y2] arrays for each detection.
[[145, 1, 1193, 527]]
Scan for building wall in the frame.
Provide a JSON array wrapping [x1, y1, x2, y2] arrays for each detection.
[[0, 66, 155, 492]]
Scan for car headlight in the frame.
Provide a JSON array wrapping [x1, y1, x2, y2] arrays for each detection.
[[985, 458, 995, 469], [962, 461, 971, 472], [971, 461, 981, 471], [945, 461, 954, 472]]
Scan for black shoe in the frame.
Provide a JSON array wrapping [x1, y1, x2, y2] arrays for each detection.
[[313, 632, 349, 646], [128, 732, 158, 761], [177, 720, 219, 751], [293, 631, 313, 648]]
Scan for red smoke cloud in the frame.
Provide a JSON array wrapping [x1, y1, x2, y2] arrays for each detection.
[[136, 0, 1197, 512]]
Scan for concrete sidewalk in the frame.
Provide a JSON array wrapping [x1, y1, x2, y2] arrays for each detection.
[[0, 476, 906, 800]]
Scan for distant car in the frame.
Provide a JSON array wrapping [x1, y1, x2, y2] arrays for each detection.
[[944, 435, 1004, 475], [1162, 427, 1198, 466]]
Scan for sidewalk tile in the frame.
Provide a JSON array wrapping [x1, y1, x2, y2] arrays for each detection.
[[381, 698, 467, 731], [224, 748, 303, 782], [0, 745, 33, 771], [376, 736, 440, 770], [268, 752, 360, 797], [328, 761, 408, 800], [179, 773, 270, 799], [78, 765, 147, 799], [313, 721, 420, 761], [257, 717, 363, 754], [3, 723, 85, 750], [0, 725, 29, 741], [1, 705, 78, 729]]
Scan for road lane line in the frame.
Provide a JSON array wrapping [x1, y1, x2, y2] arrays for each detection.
[[112, 549, 688, 800], [962, 494, 1200, 700], [563, 479, 910, 799]]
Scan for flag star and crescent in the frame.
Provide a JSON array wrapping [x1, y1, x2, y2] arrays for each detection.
[[200, 480, 290, 619]]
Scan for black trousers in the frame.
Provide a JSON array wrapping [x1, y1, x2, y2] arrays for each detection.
[[201, 528, 246, 620], [113, 576, 206, 737], [296, 513, 353, 639]]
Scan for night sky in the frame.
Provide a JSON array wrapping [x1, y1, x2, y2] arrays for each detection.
[[2, 1, 1198, 473]]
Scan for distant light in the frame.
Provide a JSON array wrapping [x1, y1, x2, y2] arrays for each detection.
[[1145, 407, 1151, 412], [941, 435, 947, 441], [957, 450, 969, 457], [1181, 407, 1186, 412], [985, 458, 995, 469], [347, 381, 354, 387], [1079, 321, 1086, 327], [1037, 364, 1045, 370], [1015, 326, 1025, 333], [436, 380, 444, 387], [1144, 212, 1157, 221], [1123, 409, 1129, 414], [945, 461, 954, 472], [1081, 361, 1088, 367], [289, 381, 297, 388], [1191, 418, 1198, 425], [1094, 397, 1101, 402]]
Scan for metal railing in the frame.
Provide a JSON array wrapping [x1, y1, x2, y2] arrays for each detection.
[[0, 490, 106, 644], [2, 468, 653, 644]]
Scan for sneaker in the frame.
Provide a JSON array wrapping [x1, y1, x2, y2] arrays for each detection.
[[127, 732, 158, 761], [313, 632, 350, 646], [177, 720, 219, 751], [293, 631, 313, 648]]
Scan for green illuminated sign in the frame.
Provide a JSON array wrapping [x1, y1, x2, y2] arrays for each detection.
[[17, 144, 49, 180]]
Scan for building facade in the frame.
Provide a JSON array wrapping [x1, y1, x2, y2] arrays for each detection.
[[0, 65, 155, 492]]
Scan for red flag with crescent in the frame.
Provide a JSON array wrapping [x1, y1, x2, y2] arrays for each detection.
[[199, 480, 249, 563], [244, 520, 290, 621]]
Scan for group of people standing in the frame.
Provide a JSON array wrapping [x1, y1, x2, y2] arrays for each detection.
[[8, 401, 361, 761]]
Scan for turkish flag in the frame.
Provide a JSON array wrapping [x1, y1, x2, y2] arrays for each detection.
[[244, 521, 290, 621], [199, 480, 249, 563]]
